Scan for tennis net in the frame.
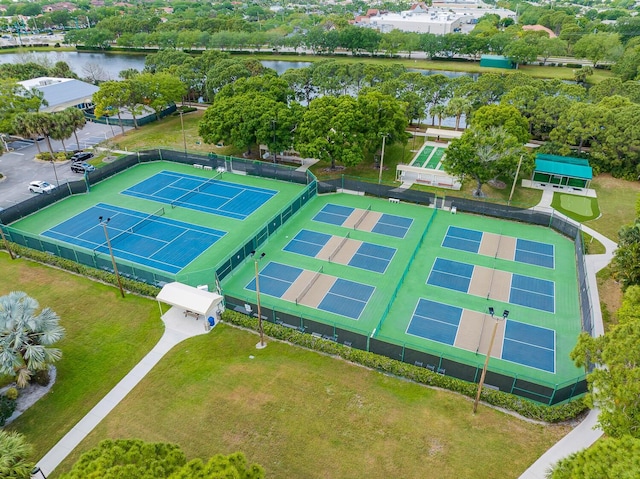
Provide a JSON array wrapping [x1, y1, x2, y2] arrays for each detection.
[[171, 171, 223, 209], [354, 205, 371, 229], [329, 233, 350, 262], [94, 207, 166, 252], [296, 266, 323, 305]]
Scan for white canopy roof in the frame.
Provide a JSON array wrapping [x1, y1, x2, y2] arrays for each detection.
[[156, 282, 223, 316]]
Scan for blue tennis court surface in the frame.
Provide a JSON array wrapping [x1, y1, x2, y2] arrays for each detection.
[[283, 229, 331, 256], [312, 204, 413, 238], [122, 170, 277, 220], [502, 320, 555, 373], [41, 203, 226, 274], [510, 274, 555, 313], [442, 226, 482, 253], [515, 239, 555, 269], [406, 299, 462, 345], [283, 229, 396, 273], [245, 261, 374, 319], [427, 258, 473, 292]]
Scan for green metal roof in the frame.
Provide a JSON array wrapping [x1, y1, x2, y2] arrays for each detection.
[[534, 154, 593, 180]]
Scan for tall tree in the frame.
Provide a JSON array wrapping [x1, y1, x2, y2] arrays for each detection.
[[93, 80, 134, 135], [442, 126, 528, 197], [571, 284, 640, 438], [59, 439, 264, 479], [0, 291, 65, 388], [296, 95, 365, 170], [573, 32, 623, 67]]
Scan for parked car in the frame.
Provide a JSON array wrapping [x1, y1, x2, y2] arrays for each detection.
[[70, 162, 96, 173], [28, 181, 56, 194], [70, 152, 93, 163]]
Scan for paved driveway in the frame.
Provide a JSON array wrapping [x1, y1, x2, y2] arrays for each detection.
[[0, 122, 125, 211]]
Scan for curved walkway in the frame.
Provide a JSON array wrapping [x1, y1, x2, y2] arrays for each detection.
[[35, 318, 209, 476], [518, 189, 616, 479]]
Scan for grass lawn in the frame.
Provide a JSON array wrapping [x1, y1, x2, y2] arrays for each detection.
[[58, 325, 570, 479], [585, 174, 640, 242], [551, 193, 601, 223], [0, 253, 164, 459]]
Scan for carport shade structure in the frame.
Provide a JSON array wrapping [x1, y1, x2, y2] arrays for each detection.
[[156, 282, 223, 319], [532, 154, 593, 190]]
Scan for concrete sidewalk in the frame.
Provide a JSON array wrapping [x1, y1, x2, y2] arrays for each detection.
[[35, 319, 209, 476], [518, 188, 615, 479]]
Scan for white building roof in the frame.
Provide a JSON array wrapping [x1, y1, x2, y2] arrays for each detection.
[[17, 77, 99, 112]]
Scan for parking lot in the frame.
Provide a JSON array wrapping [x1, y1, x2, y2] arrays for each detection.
[[0, 122, 126, 210]]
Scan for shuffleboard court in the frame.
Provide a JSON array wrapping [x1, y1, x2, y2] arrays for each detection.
[[442, 226, 555, 269], [312, 204, 413, 239], [246, 261, 375, 320], [41, 203, 226, 274], [283, 229, 396, 273], [122, 170, 277, 220], [406, 298, 556, 373]]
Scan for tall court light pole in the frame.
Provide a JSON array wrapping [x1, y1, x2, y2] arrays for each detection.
[[179, 110, 187, 157], [251, 250, 267, 349], [378, 133, 389, 184], [473, 307, 509, 413], [98, 216, 125, 298]]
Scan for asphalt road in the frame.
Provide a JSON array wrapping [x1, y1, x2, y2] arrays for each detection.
[[0, 122, 122, 210]]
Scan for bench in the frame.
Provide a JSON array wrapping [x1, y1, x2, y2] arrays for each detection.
[[203, 166, 213, 171], [311, 332, 323, 338], [193, 164, 204, 169], [389, 198, 400, 204], [184, 310, 200, 320]]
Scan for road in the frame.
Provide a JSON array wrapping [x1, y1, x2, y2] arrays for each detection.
[[0, 122, 122, 210]]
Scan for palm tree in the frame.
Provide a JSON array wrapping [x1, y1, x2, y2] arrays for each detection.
[[0, 431, 34, 479], [49, 112, 75, 153], [430, 104, 447, 128], [13, 115, 42, 155], [0, 291, 65, 388], [444, 97, 472, 131], [65, 108, 87, 149]]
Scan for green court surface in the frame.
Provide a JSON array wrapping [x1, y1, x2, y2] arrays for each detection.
[[425, 147, 445, 170], [222, 194, 435, 336], [411, 145, 433, 167], [222, 193, 584, 387], [10, 161, 307, 285]]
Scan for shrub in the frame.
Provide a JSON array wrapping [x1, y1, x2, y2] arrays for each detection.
[[32, 369, 50, 387], [0, 395, 16, 426], [221, 310, 587, 423], [7, 243, 161, 298], [5, 387, 18, 400]]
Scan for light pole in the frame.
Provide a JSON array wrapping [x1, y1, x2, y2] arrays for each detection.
[[179, 110, 187, 158], [271, 117, 277, 163], [473, 307, 509, 413], [50, 159, 60, 187], [98, 216, 125, 298], [31, 466, 47, 479], [378, 133, 389, 184], [251, 250, 267, 349]]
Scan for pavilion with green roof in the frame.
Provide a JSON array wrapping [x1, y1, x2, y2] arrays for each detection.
[[532, 154, 593, 191]]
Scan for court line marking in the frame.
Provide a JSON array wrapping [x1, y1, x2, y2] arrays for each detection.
[[503, 336, 554, 352], [500, 338, 556, 374]]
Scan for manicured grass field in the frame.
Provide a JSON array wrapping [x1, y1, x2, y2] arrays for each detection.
[[58, 325, 569, 479], [0, 252, 570, 478], [551, 193, 600, 222], [585, 174, 640, 242], [0, 253, 163, 459]]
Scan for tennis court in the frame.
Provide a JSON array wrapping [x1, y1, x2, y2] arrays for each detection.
[[427, 257, 556, 313], [313, 203, 413, 239], [442, 226, 555, 269], [122, 170, 278, 220], [41, 203, 226, 274], [406, 299, 556, 373], [245, 261, 375, 320], [283, 229, 396, 273]]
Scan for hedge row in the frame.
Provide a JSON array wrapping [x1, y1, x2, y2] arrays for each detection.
[[222, 310, 587, 423], [5, 243, 161, 298]]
